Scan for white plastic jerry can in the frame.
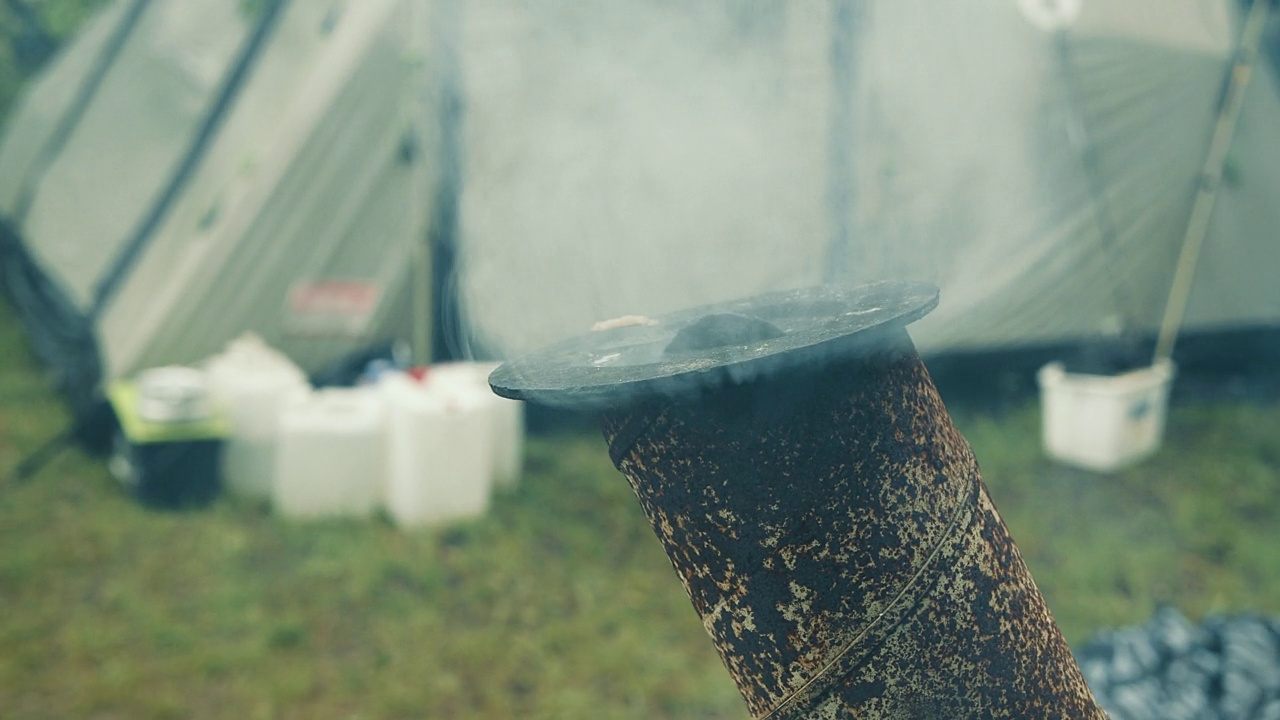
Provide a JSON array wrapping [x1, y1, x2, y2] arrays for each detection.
[[381, 372, 493, 528], [426, 362, 524, 489], [204, 334, 311, 499], [274, 386, 385, 518]]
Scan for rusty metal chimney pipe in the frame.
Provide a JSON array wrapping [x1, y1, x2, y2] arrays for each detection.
[[491, 282, 1105, 718]]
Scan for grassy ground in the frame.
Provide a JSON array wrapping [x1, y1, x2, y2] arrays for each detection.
[[953, 398, 1280, 639], [0, 306, 743, 719], [3, 298, 1280, 719]]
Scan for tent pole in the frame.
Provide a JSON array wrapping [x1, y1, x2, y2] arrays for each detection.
[[1153, 0, 1271, 364], [425, 0, 464, 362], [410, 0, 431, 365]]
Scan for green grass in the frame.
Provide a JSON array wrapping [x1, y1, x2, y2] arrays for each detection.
[[3, 297, 1280, 718], [955, 399, 1280, 643], [0, 304, 742, 719]]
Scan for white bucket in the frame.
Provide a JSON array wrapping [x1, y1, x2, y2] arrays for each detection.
[[1037, 359, 1176, 472], [274, 387, 385, 518], [425, 362, 524, 490], [204, 334, 311, 499], [381, 372, 492, 528]]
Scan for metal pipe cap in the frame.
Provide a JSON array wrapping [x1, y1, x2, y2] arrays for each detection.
[[488, 280, 939, 410]]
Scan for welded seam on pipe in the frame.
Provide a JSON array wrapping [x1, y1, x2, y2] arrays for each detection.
[[761, 472, 982, 720]]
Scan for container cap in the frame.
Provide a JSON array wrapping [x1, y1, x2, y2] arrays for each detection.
[[489, 280, 938, 410]]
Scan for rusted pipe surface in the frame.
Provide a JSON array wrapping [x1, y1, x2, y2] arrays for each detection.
[[600, 331, 1105, 718]]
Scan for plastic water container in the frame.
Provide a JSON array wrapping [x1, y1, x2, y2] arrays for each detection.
[[1037, 360, 1175, 472], [426, 362, 524, 489], [381, 372, 492, 527], [204, 334, 310, 499], [274, 387, 385, 518]]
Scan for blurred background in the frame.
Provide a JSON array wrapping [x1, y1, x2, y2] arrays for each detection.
[[1, 0, 1279, 718]]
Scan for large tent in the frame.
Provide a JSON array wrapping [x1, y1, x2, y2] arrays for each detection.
[[456, 0, 1280, 357], [0, 0, 446, 416], [2, 0, 1279, 422]]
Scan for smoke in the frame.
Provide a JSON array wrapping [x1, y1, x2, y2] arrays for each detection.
[[447, 0, 1244, 362], [453, 0, 829, 359]]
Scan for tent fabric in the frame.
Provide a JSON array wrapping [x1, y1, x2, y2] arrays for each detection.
[[4, 0, 150, 226], [0, 0, 437, 393], [843, 0, 1235, 352], [97, 0, 431, 377], [456, 0, 831, 357], [91, 0, 290, 319], [455, 0, 1280, 358], [2, 0, 1279, 409], [3, 1, 249, 312]]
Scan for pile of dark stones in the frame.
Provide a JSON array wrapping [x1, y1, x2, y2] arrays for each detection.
[[1075, 606, 1280, 720]]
